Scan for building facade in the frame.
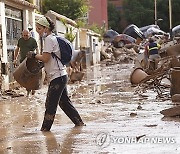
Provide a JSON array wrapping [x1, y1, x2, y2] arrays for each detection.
[[0, 0, 37, 90], [0, 0, 103, 91], [88, 0, 108, 29]]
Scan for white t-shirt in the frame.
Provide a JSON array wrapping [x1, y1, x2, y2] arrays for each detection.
[[43, 33, 67, 82]]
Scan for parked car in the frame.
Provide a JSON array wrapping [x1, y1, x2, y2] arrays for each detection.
[[103, 29, 119, 42], [112, 34, 136, 48], [139, 25, 160, 38], [140, 24, 160, 33], [172, 25, 180, 37], [123, 24, 145, 40], [145, 27, 166, 37]]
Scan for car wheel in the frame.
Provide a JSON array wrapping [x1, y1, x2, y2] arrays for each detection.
[[117, 41, 125, 48]]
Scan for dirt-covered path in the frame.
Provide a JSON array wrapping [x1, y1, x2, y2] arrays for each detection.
[[0, 62, 180, 154]]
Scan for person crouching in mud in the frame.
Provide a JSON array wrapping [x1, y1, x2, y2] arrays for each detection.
[[27, 16, 85, 131]]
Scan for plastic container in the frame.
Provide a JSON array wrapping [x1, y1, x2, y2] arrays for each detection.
[[130, 68, 148, 84], [13, 58, 43, 90]]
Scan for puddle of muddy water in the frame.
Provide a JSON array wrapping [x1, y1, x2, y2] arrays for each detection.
[[0, 63, 180, 154]]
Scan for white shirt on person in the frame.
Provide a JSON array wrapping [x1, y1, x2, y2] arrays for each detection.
[[43, 33, 67, 82]]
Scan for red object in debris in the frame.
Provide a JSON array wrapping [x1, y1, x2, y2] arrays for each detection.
[[112, 34, 136, 48]]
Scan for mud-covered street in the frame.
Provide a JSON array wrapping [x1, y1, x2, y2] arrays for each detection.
[[0, 61, 180, 154]]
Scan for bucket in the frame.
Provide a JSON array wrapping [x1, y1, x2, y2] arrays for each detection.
[[130, 68, 149, 84], [13, 58, 43, 90], [170, 67, 180, 96], [70, 71, 84, 82]]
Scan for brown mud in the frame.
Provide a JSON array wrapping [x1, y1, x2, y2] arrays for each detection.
[[0, 62, 180, 154]]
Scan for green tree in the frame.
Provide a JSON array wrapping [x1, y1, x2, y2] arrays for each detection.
[[157, 0, 180, 31], [42, 0, 89, 20], [108, 2, 121, 33], [123, 0, 180, 32], [89, 24, 106, 41], [123, 0, 154, 27]]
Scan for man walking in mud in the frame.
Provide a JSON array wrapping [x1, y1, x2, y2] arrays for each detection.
[[14, 29, 39, 96], [146, 37, 161, 72]]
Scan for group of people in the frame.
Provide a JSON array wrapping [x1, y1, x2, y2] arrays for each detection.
[[14, 16, 85, 131]]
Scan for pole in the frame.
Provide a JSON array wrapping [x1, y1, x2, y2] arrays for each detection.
[[154, 0, 157, 25], [169, 0, 172, 39]]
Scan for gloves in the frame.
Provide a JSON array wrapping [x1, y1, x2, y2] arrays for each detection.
[[27, 51, 37, 58]]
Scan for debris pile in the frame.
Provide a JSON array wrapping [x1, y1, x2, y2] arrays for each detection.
[[101, 44, 138, 64]]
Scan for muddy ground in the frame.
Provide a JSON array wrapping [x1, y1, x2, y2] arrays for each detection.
[[0, 61, 180, 154]]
